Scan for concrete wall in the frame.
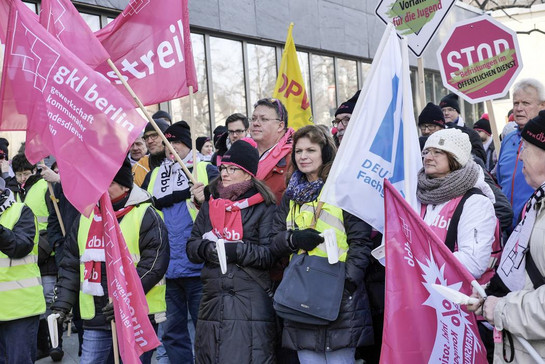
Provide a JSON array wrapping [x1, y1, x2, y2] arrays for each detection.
[[76, 0, 481, 69]]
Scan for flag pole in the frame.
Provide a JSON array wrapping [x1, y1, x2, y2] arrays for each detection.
[[106, 60, 197, 185], [110, 298, 120, 364], [48, 183, 65, 236], [189, 86, 198, 181], [417, 57, 426, 112]]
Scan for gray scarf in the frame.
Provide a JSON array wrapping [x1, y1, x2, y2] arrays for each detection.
[[417, 160, 480, 205]]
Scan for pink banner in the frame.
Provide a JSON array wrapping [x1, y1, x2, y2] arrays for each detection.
[[39, 0, 109, 68], [101, 193, 160, 362], [0, 0, 147, 216], [381, 180, 487, 364], [94, 0, 198, 106]]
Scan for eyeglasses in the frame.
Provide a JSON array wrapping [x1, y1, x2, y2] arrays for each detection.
[[332, 116, 350, 128], [422, 149, 446, 158], [219, 165, 242, 174], [419, 124, 440, 132], [228, 129, 246, 136], [143, 133, 159, 141], [250, 116, 280, 124]]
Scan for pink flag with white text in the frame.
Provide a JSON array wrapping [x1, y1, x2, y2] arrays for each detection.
[[39, 0, 109, 68], [100, 193, 160, 362], [0, 0, 147, 215], [381, 180, 487, 364], [94, 0, 198, 105]]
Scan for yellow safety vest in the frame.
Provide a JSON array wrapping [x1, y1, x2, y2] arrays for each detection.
[[147, 161, 210, 221], [17, 178, 49, 232], [286, 198, 349, 262], [0, 202, 45, 321], [77, 203, 166, 320]]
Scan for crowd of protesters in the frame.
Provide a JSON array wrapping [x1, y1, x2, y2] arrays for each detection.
[[2, 77, 545, 364]]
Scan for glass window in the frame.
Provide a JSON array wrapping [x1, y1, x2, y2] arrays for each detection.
[[311, 55, 335, 125], [337, 58, 358, 104], [424, 72, 434, 104], [80, 13, 101, 32], [359, 62, 372, 87], [210, 37, 246, 128], [297, 51, 310, 90], [170, 33, 210, 137], [433, 73, 449, 105], [23, 2, 37, 12], [247, 44, 277, 109]]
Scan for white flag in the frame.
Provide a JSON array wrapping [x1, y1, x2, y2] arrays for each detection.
[[321, 24, 421, 233]]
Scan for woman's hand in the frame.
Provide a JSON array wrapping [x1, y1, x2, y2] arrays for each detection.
[[39, 163, 60, 183], [289, 228, 324, 252], [466, 286, 485, 314], [191, 182, 205, 204], [482, 296, 500, 325], [0, 160, 9, 174]]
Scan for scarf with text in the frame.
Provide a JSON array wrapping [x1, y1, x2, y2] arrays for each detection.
[[256, 128, 294, 179], [498, 181, 545, 291], [209, 183, 264, 241], [153, 153, 193, 199], [81, 204, 134, 296]]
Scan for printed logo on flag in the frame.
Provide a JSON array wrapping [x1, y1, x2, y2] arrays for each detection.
[[46, 0, 67, 41], [11, 15, 59, 93], [125, 0, 151, 16]]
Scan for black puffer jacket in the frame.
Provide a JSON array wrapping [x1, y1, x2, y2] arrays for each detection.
[[271, 194, 375, 352], [51, 186, 169, 330], [186, 187, 277, 364]]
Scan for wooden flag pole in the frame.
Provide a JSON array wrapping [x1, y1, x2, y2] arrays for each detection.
[[47, 183, 65, 236], [417, 57, 426, 112], [110, 298, 120, 364], [485, 100, 502, 155], [106, 59, 196, 185], [189, 86, 198, 181]]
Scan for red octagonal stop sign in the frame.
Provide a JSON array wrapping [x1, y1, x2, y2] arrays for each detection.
[[437, 15, 522, 103]]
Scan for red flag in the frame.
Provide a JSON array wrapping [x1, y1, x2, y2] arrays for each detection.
[[94, 0, 198, 106], [39, 0, 109, 68], [381, 180, 487, 364], [0, 0, 147, 216], [100, 193, 160, 362]]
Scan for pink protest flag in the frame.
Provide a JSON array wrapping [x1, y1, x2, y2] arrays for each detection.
[[381, 180, 487, 364], [94, 0, 198, 106], [100, 193, 160, 362], [0, 0, 147, 216], [39, 0, 109, 68]]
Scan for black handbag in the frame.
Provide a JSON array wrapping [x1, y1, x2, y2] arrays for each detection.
[[273, 253, 345, 325]]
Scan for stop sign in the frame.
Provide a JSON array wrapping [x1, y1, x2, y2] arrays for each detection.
[[437, 15, 522, 103]]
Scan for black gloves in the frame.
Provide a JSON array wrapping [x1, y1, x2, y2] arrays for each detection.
[[201, 240, 219, 264], [102, 302, 115, 322], [224, 242, 238, 263], [51, 309, 69, 326], [289, 228, 324, 252]]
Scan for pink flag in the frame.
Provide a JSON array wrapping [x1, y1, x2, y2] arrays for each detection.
[[100, 193, 160, 362], [39, 0, 109, 68], [94, 0, 198, 106], [381, 180, 487, 364], [0, 0, 147, 216]]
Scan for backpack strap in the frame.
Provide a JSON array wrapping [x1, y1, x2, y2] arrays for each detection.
[[444, 188, 483, 252], [525, 250, 545, 289]]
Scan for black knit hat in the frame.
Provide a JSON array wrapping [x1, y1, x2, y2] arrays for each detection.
[[473, 118, 492, 136], [418, 102, 445, 128], [439, 93, 460, 113], [521, 110, 545, 151], [164, 121, 192, 149], [0, 138, 8, 160], [144, 119, 169, 134], [213, 126, 227, 146], [221, 140, 259, 177], [196, 136, 210, 153], [113, 158, 133, 188], [335, 90, 361, 116], [152, 110, 172, 122]]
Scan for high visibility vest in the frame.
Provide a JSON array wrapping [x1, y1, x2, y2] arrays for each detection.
[[286, 198, 349, 262], [0, 202, 45, 321], [77, 203, 166, 320], [147, 161, 210, 221], [17, 178, 49, 232]]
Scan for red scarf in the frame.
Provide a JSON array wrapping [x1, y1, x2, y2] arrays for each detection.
[[256, 128, 294, 179], [209, 193, 264, 241], [81, 204, 134, 296]]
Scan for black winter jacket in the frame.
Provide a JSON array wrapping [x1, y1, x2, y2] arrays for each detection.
[[186, 187, 277, 364], [51, 187, 169, 330], [271, 194, 375, 352], [0, 201, 36, 260]]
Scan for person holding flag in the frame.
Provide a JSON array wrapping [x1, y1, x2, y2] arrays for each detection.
[[271, 125, 374, 363], [50, 160, 169, 364], [469, 110, 545, 363]]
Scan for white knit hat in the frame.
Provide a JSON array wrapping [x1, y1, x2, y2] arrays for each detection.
[[423, 128, 471, 166]]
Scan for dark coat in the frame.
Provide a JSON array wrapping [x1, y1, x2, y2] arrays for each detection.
[[0, 203, 36, 259], [271, 194, 375, 352], [51, 187, 169, 330], [186, 187, 277, 364]]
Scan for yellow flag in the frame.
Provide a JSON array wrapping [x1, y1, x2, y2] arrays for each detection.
[[273, 23, 313, 130]]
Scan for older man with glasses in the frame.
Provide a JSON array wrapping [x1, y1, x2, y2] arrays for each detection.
[[211, 113, 249, 166], [132, 119, 170, 187], [332, 90, 360, 145]]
